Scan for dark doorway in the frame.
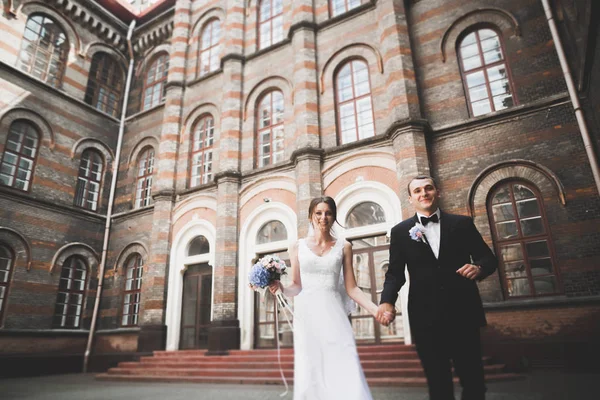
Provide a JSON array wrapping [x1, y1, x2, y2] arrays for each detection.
[[180, 263, 212, 349]]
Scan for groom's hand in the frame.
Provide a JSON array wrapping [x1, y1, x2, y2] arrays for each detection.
[[376, 303, 395, 326], [457, 263, 482, 280]]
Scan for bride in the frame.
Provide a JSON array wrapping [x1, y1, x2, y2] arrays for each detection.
[[269, 196, 391, 400]]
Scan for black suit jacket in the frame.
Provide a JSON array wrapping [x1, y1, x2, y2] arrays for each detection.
[[381, 211, 497, 338]]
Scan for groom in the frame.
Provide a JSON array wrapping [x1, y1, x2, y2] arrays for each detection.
[[377, 176, 497, 400]]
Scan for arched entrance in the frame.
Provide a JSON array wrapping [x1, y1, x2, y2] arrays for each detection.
[[180, 236, 212, 349]]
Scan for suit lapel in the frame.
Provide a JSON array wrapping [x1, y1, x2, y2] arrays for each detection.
[[437, 211, 453, 262], [411, 214, 437, 260]]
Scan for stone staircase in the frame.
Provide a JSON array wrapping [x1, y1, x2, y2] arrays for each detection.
[[96, 343, 523, 386]]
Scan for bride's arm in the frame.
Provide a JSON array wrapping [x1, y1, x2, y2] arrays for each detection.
[[269, 241, 302, 297], [342, 241, 378, 316]]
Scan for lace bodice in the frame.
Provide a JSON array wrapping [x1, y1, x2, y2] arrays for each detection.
[[298, 238, 345, 292]]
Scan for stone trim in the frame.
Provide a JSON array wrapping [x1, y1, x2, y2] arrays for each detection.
[[440, 7, 521, 63], [49, 242, 99, 276], [0, 227, 31, 271], [114, 242, 149, 273], [214, 170, 242, 185], [468, 159, 567, 218], [319, 43, 384, 94], [290, 146, 325, 165], [0, 107, 55, 151]]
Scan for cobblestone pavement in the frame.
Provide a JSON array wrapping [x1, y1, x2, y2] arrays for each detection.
[[0, 370, 597, 400]]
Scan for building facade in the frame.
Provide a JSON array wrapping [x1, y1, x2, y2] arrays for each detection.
[[0, 0, 598, 375]]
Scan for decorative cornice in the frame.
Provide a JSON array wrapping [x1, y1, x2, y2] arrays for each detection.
[[318, 1, 377, 31], [290, 146, 325, 165], [44, 0, 128, 50], [152, 190, 176, 202], [386, 118, 431, 141], [245, 38, 291, 62], [220, 53, 245, 68], [0, 61, 121, 123], [132, 13, 174, 55], [0, 186, 106, 224], [111, 204, 154, 221], [287, 21, 318, 39], [214, 170, 242, 185]]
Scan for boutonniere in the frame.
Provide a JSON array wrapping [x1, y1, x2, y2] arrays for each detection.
[[409, 223, 429, 245]]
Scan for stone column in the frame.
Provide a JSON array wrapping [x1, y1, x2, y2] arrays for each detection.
[[137, 0, 190, 352], [292, 148, 324, 237], [390, 120, 431, 220], [289, 2, 322, 236], [207, 0, 245, 354]]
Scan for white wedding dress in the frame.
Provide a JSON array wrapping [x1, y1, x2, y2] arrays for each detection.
[[292, 238, 373, 400]]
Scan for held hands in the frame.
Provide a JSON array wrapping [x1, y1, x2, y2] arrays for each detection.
[[456, 263, 482, 280], [268, 280, 283, 295], [375, 303, 396, 327]]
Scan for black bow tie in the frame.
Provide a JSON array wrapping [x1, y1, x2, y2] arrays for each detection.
[[420, 214, 439, 226]]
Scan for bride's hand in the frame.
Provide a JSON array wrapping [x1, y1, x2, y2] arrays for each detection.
[[268, 280, 283, 295]]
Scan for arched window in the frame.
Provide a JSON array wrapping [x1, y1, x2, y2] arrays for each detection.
[[256, 221, 287, 245], [256, 90, 284, 167], [84, 53, 124, 117], [0, 121, 40, 191], [199, 19, 221, 76], [345, 202, 386, 228], [142, 53, 169, 111], [0, 244, 15, 324], [53, 256, 88, 328], [135, 147, 154, 209], [188, 236, 210, 256], [121, 254, 143, 327], [488, 181, 560, 298], [458, 27, 516, 117], [258, 0, 284, 49], [17, 14, 69, 88], [330, 0, 363, 17], [74, 149, 103, 211], [335, 59, 374, 144], [190, 116, 214, 188]]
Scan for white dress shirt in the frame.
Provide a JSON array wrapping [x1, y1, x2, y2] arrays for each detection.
[[417, 209, 441, 259]]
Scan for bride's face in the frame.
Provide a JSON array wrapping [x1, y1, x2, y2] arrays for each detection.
[[311, 202, 334, 232]]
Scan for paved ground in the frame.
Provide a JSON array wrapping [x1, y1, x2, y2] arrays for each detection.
[[0, 370, 597, 400]]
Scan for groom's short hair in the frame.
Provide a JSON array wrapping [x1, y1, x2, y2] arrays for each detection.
[[407, 175, 438, 195]]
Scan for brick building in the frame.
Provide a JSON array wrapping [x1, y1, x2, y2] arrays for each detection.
[[0, 0, 598, 376]]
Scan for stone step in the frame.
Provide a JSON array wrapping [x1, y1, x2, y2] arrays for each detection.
[[153, 343, 412, 358], [105, 364, 506, 379], [145, 350, 421, 363], [96, 372, 525, 386]]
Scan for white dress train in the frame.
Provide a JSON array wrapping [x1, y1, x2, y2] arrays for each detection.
[[292, 238, 373, 400]]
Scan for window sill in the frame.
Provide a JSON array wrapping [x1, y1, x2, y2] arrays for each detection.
[[95, 327, 141, 335], [112, 203, 155, 220], [319, 1, 377, 31], [187, 68, 223, 88], [0, 328, 89, 336], [483, 294, 600, 311]]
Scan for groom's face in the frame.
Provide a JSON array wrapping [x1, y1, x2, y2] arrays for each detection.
[[408, 178, 440, 215]]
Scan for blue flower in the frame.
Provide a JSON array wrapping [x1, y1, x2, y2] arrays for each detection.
[[248, 262, 271, 289]]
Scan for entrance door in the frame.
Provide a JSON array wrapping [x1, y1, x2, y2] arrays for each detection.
[[180, 263, 212, 349], [350, 234, 404, 344]]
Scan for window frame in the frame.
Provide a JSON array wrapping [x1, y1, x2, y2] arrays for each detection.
[[329, 0, 364, 18], [0, 120, 40, 192], [189, 115, 215, 188], [198, 19, 221, 77], [0, 244, 15, 326], [120, 254, 144, 327], [134, 147, 155, 209], [258, 0, 284, 50], [457, 25, 518, 117], [84, 52, 124, 117], [74, 149, 104, 211], [141, 53, 169, 111], [17, 13, 69, 88], [53, 255, 88, 329], [334, 58, 376, 145], [255, 90, 285, 168], [487, 180, 562, 299]]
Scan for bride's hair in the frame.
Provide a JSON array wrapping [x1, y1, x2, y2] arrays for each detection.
[[307, 196, 344, 233]]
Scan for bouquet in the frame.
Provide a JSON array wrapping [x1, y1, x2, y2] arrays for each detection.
[[248, 254, 293, 396], [248, 254, 287, 292]]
